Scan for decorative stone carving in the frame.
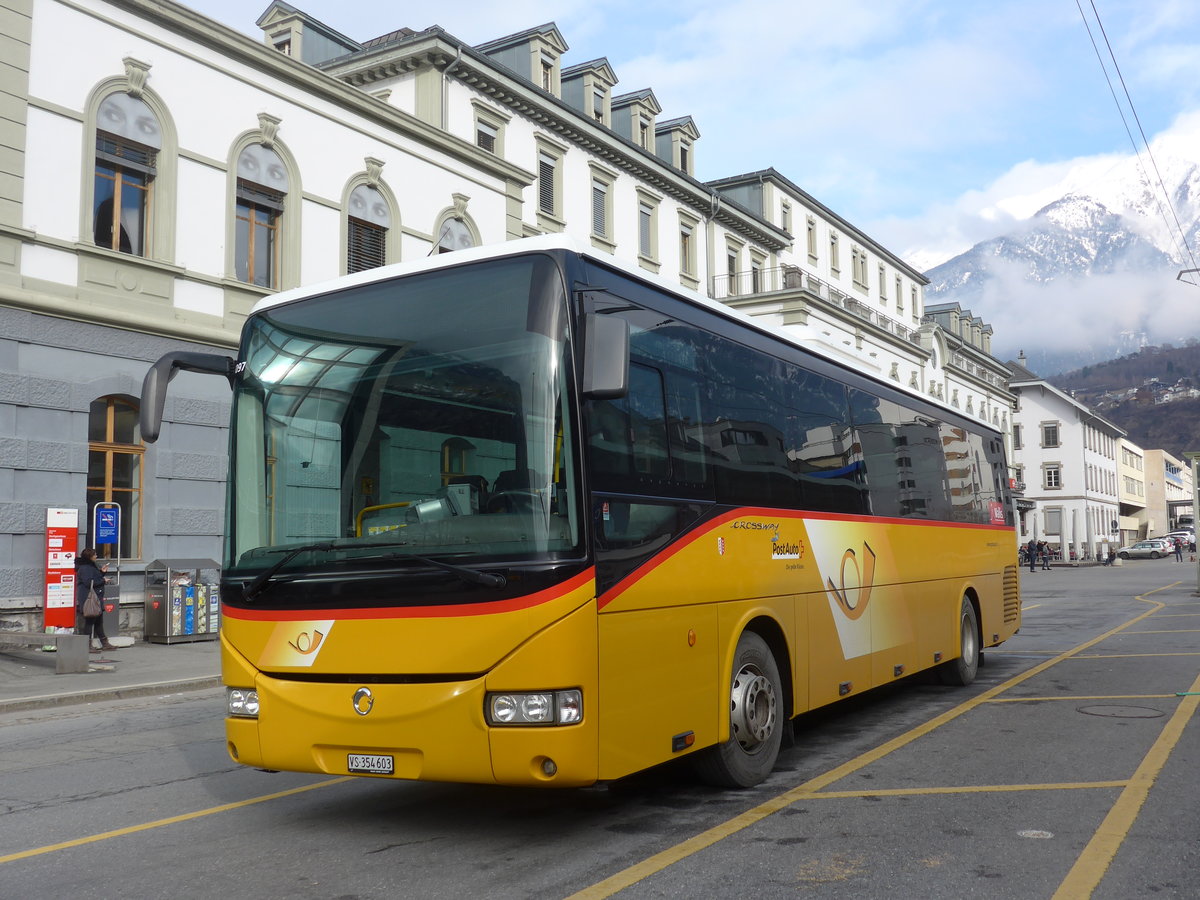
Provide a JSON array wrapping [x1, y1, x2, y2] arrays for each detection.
[[123, 57, 151, 97], [258, 112, 282, 148], [365, 157, 385, 188]]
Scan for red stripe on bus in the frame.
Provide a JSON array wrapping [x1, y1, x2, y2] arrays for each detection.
[[596, 507, 1013, 609], [222, 567, 596, 622]]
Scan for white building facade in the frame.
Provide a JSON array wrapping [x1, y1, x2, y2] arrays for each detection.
[[1009, 358, 1123, 560], [0, 0, 1017, 630]]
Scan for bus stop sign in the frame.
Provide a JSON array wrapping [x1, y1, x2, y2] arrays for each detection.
[[95, 506, 119, 546]]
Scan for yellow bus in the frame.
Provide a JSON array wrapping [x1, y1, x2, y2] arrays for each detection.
[[141, 236, 1020, 788]]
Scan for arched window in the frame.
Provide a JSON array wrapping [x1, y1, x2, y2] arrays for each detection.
[[347, 184, 390, 273], [87, 396, 143, 559], [93, 92, 161, 255], [436, 217, 474, 253], [235, 143, 289, 287]]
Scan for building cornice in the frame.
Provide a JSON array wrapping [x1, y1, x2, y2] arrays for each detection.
[[707, 168, 927, 282], [318, 28, 790, 252]]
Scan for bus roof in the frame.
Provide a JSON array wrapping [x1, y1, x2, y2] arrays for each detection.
[[249, 235, 987, 427]]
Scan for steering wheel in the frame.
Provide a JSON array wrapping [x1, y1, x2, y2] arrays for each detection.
[[486, 490, 543, 514]]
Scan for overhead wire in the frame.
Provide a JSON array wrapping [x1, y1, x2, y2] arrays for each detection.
[[1075, 0, 1199, 276]]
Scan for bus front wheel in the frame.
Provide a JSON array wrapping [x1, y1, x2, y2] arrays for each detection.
[[694, 631, 783, 788], [938, 595, 980, 687]]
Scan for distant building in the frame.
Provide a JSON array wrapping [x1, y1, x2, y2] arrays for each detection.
[[1117, 439, 1147, 544], [1143, 450, 1193, 535]]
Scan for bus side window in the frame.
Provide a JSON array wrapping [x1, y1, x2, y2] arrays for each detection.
[[588, 362, 669, 487], [782, 367, 863, 515], [850, 388, 952, 520]]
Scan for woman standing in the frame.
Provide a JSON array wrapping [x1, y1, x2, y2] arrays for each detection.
[[75, 548, 116, 652]]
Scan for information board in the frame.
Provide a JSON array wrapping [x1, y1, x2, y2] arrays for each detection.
[[44, 507, 79, 629]]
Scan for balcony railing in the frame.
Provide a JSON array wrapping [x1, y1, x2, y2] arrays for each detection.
[[712, 265, 922, 344]]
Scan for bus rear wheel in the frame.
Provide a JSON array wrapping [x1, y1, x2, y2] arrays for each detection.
[[694, 631, 783, 788], [938, 595, 980, 687]]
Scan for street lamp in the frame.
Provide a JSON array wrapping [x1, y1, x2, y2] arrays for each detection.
[[1183, 451, 1200, 595]]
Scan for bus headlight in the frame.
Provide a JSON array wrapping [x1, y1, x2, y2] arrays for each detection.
[[486, 690, 582, 726], [228, 688, 260, 718]]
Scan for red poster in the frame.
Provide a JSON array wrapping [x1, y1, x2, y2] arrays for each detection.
[[45, 508, 79, 629]]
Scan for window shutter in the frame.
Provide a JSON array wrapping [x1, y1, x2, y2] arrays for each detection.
[[476, 121, 497, 153], [348, 218, 386, 273], [591, 180, 606, 236], [538, 154, 555, 214]]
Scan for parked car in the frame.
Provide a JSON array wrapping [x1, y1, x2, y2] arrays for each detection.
[[1117, 540, 1172, 560], [1162, 531, 1195, 548]]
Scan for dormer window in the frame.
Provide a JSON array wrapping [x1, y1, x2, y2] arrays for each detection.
[[274, 39, 291, 56], [593, 87, 605, 123], [638, 115, 650, 148], [541, 55, 554, 91], [655, 117, 699, 175]]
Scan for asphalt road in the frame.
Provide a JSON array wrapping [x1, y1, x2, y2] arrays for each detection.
[[0, 559, 1196, 899]]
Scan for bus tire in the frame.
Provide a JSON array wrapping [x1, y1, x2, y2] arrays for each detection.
[[938, 595, 979, 687], [694, 631, 783, 788]]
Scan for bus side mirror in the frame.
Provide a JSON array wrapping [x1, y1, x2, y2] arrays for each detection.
[[581, 313, 629, 399], [140, 351, 237, 444]]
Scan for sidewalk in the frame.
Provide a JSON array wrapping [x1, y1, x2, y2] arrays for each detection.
[[0, 634, 221, 714]]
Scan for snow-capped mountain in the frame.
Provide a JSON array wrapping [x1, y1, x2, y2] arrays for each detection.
[[923, 146, 1200, 375], [926, 194, 1174, 298]]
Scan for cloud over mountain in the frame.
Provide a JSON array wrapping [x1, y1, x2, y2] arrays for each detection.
[[923, 129, 1200, 374]]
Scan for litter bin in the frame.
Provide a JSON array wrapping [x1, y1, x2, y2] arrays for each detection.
[[144, 559, 221, 644]]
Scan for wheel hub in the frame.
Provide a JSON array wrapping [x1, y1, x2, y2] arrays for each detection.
[[730, 664, 777, 750]]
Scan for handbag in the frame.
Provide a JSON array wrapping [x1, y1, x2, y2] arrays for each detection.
[[82, 585, 102, 618]]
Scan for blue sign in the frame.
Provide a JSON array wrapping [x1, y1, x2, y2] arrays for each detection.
[[95, 507, 120, 546]]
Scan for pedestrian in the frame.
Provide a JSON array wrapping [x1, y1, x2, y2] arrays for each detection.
[[75, 548, 116, 652], [1174, 537, 1184, 562], [1027, 539, 1037, 573], [1040, 541, 1051, 570]]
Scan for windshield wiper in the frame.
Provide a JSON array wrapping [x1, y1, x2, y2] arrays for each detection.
[[393, 553, 506, 588], [242, 541, 335, 602], [240, 541, 506, 601]]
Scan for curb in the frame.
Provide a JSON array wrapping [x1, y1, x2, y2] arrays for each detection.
[[0, 675, 223, 715]]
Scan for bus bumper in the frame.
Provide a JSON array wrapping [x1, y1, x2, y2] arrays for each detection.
[[222, 603, 599, 787]]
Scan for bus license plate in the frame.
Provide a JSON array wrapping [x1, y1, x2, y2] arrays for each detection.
[[348, 753, 394, 775]]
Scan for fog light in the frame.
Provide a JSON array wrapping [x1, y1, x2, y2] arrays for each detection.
[[542, 758, 557, 776]]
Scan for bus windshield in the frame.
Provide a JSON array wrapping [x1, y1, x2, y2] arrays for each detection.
[[225, 253, 580, 578]]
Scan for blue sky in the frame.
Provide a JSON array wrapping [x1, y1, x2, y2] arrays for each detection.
[[185, 0, 1200, 268]]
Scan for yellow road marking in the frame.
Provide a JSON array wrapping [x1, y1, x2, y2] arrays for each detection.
[[0, 777, 351, 865], [986, 694, 1179, 703], [569, 583, 1182, 900], [805, 781, 1127, 799], [1114, 628, 1200, 634], [1022, 603, 1043, 611], [1071, 652, 1200, 658], [1053, 671, 1200, 899]]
